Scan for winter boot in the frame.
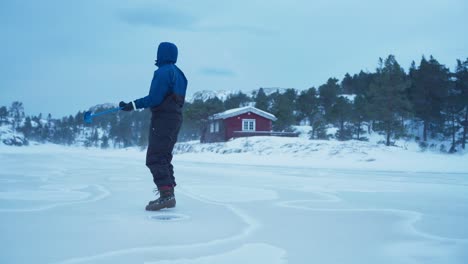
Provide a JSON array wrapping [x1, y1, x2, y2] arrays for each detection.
[[145, 186, 176, 211]]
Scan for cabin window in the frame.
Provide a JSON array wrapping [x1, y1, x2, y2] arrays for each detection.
[[242, 119, 256, 131], [210, 121, 220, 133]]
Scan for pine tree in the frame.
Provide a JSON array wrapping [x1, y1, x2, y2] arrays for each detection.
[[109, 112, 132, 147], [184, 98, 224, 142], [64, 127, 75, 145], [93, 128, 100, 147], [318, 78, 341, 121], [310, 116, 328, 139], [0, 106, 8, 125], [330, 96, 353, 140], [409, 56, 450, 141], [270, 89, 297, 131], [454, 58, 468, 149], [41, 124, 50, 143], [341, 73, 355, 94], [368, 56, 411, 146], [31, 115, 41, 141], [9, 101, 24, 130], [204, 97, 225, 114], [101, 135, 110, 149], [351, 95, 369, 140], [295, 88, 327, 139], [353, 71, 373, 95], [296, 87, 319, 125], [178, 102, 198, 141], [224, 92, 251, 109], [254, 88, 269, 111], [21, 117, 33, 139], [51, 119, 63, 144], [442, 81, 463, 153]]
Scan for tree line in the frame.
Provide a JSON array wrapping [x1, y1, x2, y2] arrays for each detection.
[[183, 55, 467, 152], [1, 55, 467, 152]]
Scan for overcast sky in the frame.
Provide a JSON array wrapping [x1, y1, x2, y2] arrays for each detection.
[[1, 0, 467, 117]]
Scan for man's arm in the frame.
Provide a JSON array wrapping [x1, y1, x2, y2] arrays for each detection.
[[134, 70, 170, 109]]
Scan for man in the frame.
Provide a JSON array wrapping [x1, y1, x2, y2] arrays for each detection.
[[119, 42, 187, 211]]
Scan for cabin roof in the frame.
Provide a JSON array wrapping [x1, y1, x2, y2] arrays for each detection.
[[211, 106, 277, 121]]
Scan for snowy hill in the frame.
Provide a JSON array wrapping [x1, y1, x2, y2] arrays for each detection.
[[0, 122, 28, 146], [187, 88, 360, 103], [88, 103, 118, 112], [256, 87, 291, 96], [189, 89, 241, 102], [173, 135, 468, 173], [187, 87, 291, 102]]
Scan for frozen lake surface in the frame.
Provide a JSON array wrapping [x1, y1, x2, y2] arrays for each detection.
[[1, 146, 468, 263]]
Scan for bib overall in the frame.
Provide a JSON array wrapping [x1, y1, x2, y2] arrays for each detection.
[[146, 94, 184, 188]]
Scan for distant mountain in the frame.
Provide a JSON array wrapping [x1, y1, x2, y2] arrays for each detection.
[[255, 87, 291, 96], [189, 90, 241, 102], [88, 103, 118, 112], [187, 87, 293, 102]]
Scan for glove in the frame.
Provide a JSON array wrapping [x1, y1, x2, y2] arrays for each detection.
[[119, 101, 135, 111]]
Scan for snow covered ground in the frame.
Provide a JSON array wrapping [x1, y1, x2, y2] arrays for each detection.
[[1, 144, 468, 263], [174, 136, 468, 173]]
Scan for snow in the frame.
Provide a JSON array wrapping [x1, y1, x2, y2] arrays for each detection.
[[0, 124, 12, 137], [1, 143, 468, 263], [212, 106, 277, 121], [339, 94, 357, 102], [0, 125, 27, 146], [187, 88, 292, 102], [255, 87, 290, 96], [292, 125, 312, 138], [88, 103, 118, 112], [174, 136, 468, 173], [188, 89, 241, 102], [144, 244, 286, 264]]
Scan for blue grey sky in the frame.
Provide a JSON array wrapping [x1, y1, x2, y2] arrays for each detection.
[[1, 0, 467, 117]]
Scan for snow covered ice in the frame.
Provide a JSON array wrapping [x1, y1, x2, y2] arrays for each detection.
[[1, 144, 468, 263]]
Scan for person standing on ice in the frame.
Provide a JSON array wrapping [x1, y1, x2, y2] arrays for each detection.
[[119, 42, 187, 211]]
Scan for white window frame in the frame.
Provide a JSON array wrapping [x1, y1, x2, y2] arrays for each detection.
[[242, 119, 256, 131], [210, 121, 220, 133], [210, 122, 215, 133]]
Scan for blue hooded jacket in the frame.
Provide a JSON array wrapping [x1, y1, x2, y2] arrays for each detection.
[[134, 42, 188, 109]]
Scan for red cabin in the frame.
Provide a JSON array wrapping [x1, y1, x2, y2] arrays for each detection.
[[202, 106, 279, 143]]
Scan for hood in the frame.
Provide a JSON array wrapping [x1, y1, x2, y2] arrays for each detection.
[[156, 42, 178, 67]]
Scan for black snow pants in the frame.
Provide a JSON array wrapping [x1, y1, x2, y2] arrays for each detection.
[[146, 94, 184, 188]]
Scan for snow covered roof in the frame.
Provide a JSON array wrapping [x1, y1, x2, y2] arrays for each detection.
[[211, 106, 277, 121]]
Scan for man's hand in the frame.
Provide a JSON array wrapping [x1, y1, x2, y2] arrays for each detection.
[[119, 101, 135, 111]]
